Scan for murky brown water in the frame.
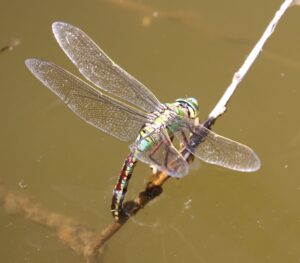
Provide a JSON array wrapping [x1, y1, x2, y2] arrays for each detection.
[[1, 1, 300, 262]]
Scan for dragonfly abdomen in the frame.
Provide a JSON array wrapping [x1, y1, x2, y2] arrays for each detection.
[[111, 152, 138, 221]]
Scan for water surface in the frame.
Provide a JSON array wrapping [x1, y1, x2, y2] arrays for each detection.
[[0, 1, 300, 262]]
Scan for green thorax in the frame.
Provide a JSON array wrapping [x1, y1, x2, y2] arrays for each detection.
[[134, 98, 199, 153]]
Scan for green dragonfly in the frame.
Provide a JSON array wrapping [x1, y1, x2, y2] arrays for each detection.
[[26, 22, 260, 221]]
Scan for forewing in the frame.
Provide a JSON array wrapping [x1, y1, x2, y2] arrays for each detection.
[[25, 58, 147, 142], [52, 22, 161, 112], [130, 129, 189, 177], [175, 119, 261, 172]]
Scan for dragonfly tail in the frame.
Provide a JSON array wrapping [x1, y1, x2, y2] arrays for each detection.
[[111, 152, 138, 221]]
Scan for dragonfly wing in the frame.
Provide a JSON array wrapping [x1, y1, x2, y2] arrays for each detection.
[[26, 58, 148, 142], [130, 128, 189, 178], [174, 119, 261, 172], [52, 22, 161, 113]]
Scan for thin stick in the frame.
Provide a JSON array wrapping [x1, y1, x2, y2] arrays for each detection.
[[209, 0, 295, 120]]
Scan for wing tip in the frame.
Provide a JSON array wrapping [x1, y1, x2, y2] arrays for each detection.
[[25, 58, 40, 72], [239, 153, 261, 173], [52, 21, 72, 41], [250, 155, 261, 172], [52, 21, 79, 37], [52, 21, 67, 34], [233, 144, 262, 173], [25, 58, 48, 72], [247, 148, 261, 172], [25, 58, 34, 68]]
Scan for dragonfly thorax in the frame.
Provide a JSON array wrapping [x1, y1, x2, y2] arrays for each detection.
[[134, 98, 198, 153], [146, 97, 198, 128]]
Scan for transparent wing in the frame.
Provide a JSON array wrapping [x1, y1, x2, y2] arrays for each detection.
[[52, 22, 161, 113], [130, 128, 189, 178], [174, 119, 261, 172], [25, 58, 148, 142]]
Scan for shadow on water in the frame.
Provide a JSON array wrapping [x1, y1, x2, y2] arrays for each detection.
[[0, 172, 166, 262]]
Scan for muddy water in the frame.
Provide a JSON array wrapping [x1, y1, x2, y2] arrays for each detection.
[[0, 1, 300, 262]]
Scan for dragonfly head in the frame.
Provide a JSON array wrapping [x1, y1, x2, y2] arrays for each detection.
[[175, 97, 199, 118]]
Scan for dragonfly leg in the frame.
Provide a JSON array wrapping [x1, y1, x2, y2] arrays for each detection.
[[111, 152, 137, 221], [163, 136, 174, 168], [180, 120, 205, 147], [148, 140, 164, 167], [163, 142, 180, 173], [148, 133, 173, 167], [149, 135, 176, 173], [164, 145, 170, 168], [180, 130, 189, 144]]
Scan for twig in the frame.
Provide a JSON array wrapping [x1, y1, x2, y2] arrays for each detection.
[[209, 0, 295, 120]]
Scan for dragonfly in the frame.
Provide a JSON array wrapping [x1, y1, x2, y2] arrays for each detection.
[[26, 22, 260, 221]]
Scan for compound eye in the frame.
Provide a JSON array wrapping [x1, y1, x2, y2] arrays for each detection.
[[187, 106, 196, 118], [175, 98, 198, 118], [186, 98, 198, 118]]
